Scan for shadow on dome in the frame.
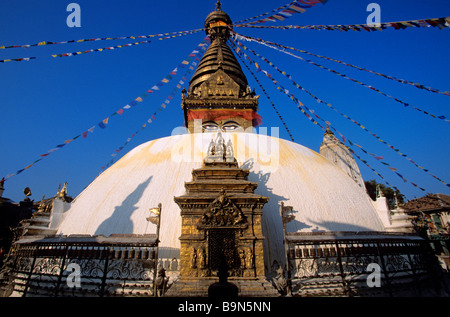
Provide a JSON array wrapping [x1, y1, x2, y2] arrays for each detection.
[[306, 219, 379, 233], [95, 176, 153, 236], [241, 159, 292, 276]]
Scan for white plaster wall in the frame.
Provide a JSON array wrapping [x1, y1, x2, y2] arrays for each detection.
[[57, 133, 386, 268]]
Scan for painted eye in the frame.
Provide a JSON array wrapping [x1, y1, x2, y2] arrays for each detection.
[[202, 123, 219, 132], [222, 121, 241, 132], [223, 124, 239, 131]]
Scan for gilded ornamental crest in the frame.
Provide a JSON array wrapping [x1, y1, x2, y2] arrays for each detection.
[[201, 189, 246, 227]]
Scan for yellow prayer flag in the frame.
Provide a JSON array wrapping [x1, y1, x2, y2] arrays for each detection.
[[38, 41, 46, 46]]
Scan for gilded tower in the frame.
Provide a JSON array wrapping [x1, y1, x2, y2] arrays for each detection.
[[181, 1, 261, 133]]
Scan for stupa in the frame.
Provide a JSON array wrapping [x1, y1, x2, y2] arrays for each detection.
[[1, 2, 445, 297]]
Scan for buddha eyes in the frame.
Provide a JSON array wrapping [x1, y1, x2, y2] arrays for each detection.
[[222, 123, 240, 131], [202, 121, 241, 132], [202, 122, 219, 132]]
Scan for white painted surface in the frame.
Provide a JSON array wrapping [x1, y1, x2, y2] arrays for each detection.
[[57, 133, 385, 268]]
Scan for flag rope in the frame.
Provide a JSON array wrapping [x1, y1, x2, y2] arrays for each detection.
[[2, 39, 209, 182], [232, 35, 450, 189], [235, 16, 450, 31], [0, 28, 204, 50], [233, 33, 449, 97], [100, 42, 208, 170], [235, 32, 450, 124], [0, 29, 203, 63], [230, 41, 295, 142], [231, 37, 430, 194], [233, 0, 328, 26]]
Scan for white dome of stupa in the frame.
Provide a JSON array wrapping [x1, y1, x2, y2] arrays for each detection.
[[56, 132, 385, 269]]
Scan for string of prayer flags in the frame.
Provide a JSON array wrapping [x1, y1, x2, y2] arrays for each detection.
[[294, 47, 450, 97], [232, 37, 450, 189], [231, 38, 430, 194], [1, 30, 202, 64], [232, 41, 295, 142], [100, 47, 206, 170], [51, 30, 201, 59], [235, 32, 450, 124], [233, 33, 449, 97], [0, 57, 37, 63], [236, 16, 450, 31], [2, 39, 209, 182], [0, 28, 204, 50], [233, 0, 298, 25], [51, 40, 151, 58], [234, 0, 328, 26]]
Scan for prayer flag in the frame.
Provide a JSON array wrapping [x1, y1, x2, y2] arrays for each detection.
[[289, 4, 307, 13]]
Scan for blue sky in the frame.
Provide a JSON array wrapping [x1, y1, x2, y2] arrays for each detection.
[[0, 0, 449, 203]]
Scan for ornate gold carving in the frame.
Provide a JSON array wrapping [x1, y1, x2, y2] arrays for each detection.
[[175, 136, 269, 282], [201, 189, 246, 227]]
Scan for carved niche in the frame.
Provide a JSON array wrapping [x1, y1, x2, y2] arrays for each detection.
[[200, 189, 246, 228], [199, 69, 240, 99]]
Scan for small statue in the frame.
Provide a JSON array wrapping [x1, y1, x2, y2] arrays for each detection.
[[155, 266, 169, 297], [60, 182, 68, 199], [193, 86, 201, 97], [199, 247, 207, 269], [272, 267, 289, 296], [191, 247, 197, 269], [246, 248, 254, 269], [225, 139, 234, 162], [239, 249, 246, 269], [207, 139, 215, 157]]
